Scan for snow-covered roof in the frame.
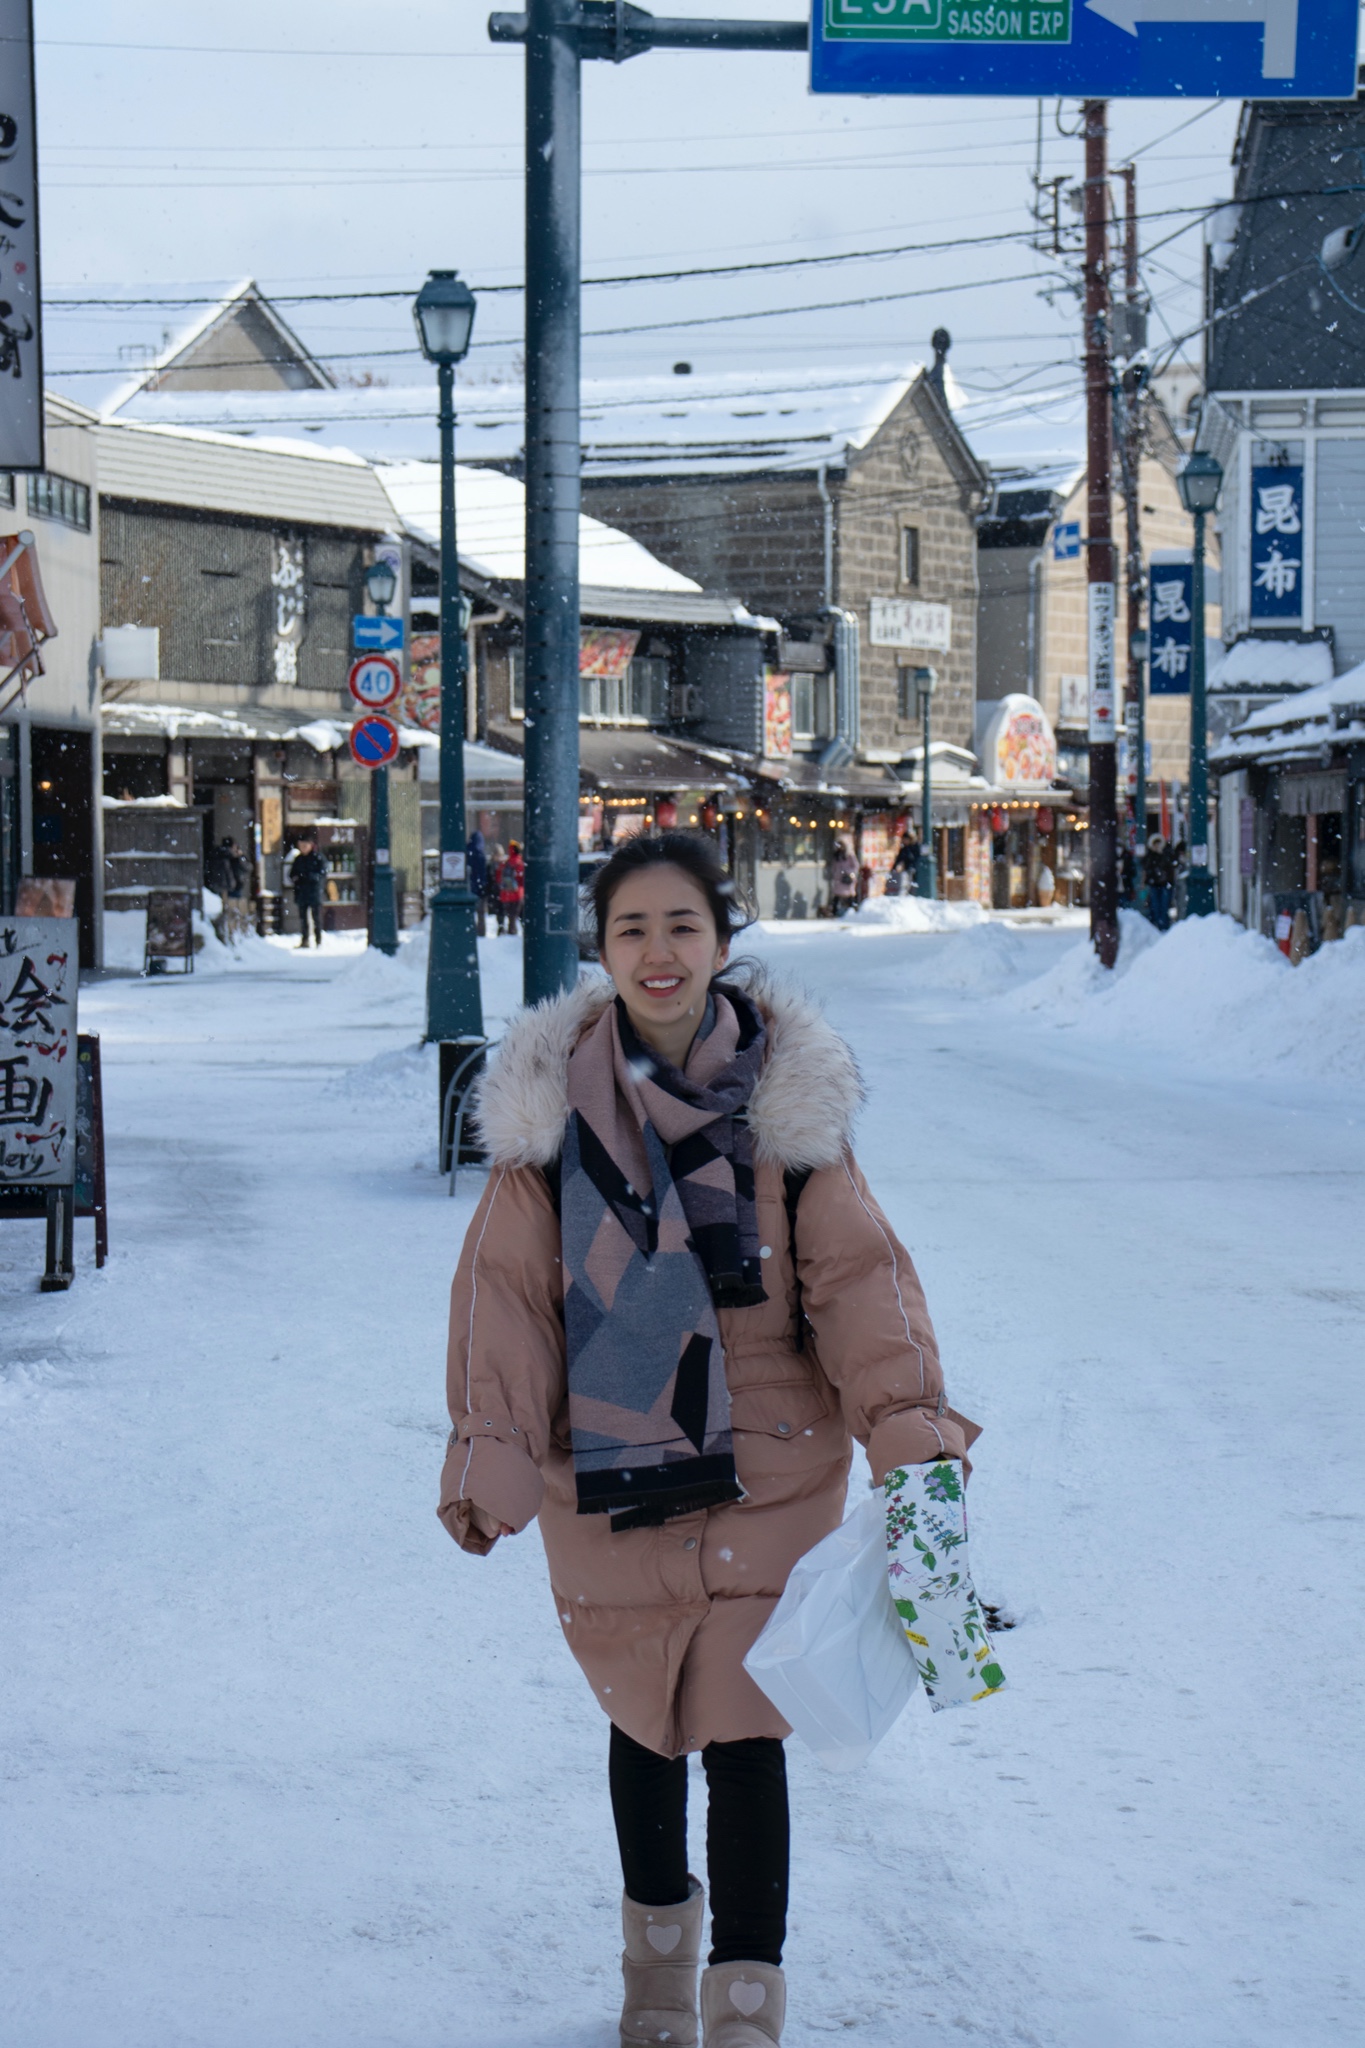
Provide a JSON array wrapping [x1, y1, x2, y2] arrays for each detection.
[[1211, 657, 1365, 769], [378, 461, 700, 594], [96, 417, 397, 534], [103, 279, 335, 415], [1207, 636, 1336, 694]]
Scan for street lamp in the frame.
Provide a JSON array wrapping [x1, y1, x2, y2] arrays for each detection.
[[912, 666, 937, 900], [414, 270, 485, 1135], [1176, 450, 1223, 918], [364, 556, 400, 958]]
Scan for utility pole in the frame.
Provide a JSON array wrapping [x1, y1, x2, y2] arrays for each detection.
[[1083, 99, 1119, 970], [489, 3, 808, 1008], [1118, 161, 1147, 912]]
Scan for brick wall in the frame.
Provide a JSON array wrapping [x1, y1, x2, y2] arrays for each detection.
[[580, 475, 827, 616]]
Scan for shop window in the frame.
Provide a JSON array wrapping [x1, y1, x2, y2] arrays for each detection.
[[0, 473, 14, 508], [26, 470, 91, 533], [791, 670, 833, 743], [897, 666, 926, 722], [509, 648, 524, 717], [901, 526, 920, 586], [580, 654, 668, 725]]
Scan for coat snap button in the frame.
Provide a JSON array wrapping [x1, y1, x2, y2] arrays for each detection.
[[683, 1537, 697, 1550], [777, 1422, 791, 1434], [759, 1245, 772, 1259]]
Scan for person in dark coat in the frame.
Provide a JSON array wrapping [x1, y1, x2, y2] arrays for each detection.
[[889, 833, 920, 897], [206, 834, 249, 942], [289, 836, 329, 949], [1145, 834, 1175, 931], [468, 829, 489, 939]]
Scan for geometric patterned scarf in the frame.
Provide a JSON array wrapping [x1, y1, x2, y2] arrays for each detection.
[[561, 984, 768, 1532]]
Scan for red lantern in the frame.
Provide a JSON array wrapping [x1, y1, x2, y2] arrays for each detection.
[[1036, 807, 1054, 835], [989, 807, 1007, 835], [655, 796, 678, 831], [700, 800, 719, 831]]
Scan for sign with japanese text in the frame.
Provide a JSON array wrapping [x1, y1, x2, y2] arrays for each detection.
[[1087, 581, 1116, 743], [868, 597, 952, 651], [0, 0, 43, 469], [0, 918, 76, 1185], [1148, 559, 1194, 696], [1250, 466, 1303, 621], [270, 536, 306, 684]]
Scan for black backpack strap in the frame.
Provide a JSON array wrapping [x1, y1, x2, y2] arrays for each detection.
[[782, 1165, 813, 1351]]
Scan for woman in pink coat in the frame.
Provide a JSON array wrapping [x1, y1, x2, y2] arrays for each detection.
[[439, 831, 990, 2048]]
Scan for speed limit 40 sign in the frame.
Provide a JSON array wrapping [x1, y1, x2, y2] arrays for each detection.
[[348, 654, 401, 710]]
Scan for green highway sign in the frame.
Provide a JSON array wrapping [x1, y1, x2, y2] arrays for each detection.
[[822, 1, 1071, 44]]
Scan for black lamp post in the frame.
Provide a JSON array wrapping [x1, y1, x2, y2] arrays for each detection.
[[1176, 450, 1223, 919], [364, 556, 400, 957], [413, 270, 485, 1089], [913, 665, 937, 900]]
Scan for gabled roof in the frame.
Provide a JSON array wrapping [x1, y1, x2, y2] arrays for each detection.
[[104, 280, 336, 413], [95, 417, 396, 533]]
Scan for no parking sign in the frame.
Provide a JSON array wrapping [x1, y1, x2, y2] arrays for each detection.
[[348, 714, 400, 769]]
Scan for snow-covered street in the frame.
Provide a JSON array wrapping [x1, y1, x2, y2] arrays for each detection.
[[2, 920, 1362, 2048]]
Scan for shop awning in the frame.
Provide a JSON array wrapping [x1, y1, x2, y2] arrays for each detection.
[[753, 755, 903, 800], [579, 729, 748, 796]]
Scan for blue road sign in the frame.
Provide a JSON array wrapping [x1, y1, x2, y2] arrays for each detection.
[[810, 0, 1358, 98], [1052, 521, 1082, 561], [349, 713, 401, 769], [353, 614, 405, 652]]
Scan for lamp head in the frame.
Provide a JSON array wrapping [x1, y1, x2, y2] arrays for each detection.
[[1130, 628, 1150, 663], [414, 269, 477, 365], [365, 557, 399, 611], [1177, 450, 1223, 516], [912, 664, 937, 706]]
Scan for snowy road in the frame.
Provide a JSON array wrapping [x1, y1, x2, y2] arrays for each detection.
[[2, 920, 1361, 2048]]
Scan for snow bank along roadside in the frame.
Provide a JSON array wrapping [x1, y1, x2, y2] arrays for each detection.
[[1004, 911, 1365, 1087]]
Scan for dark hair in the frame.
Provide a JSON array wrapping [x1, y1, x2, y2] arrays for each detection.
[[591, 830, 752, 953]]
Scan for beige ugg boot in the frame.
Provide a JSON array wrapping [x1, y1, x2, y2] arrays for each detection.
[[620, 1875, 704, 2047], [700, 1962, 785, 2047]]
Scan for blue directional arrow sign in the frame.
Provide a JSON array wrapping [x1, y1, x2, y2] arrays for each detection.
[[352, 613, 405, 653], [810, 0, 1358, 98]]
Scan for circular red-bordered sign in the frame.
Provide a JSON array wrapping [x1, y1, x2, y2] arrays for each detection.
[[348, 653, 402, 710], [348, 713, 401, 769]]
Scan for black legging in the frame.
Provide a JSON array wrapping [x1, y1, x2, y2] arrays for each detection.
[[295, 895, 324, 944], [608, 1723, 789, 1966]]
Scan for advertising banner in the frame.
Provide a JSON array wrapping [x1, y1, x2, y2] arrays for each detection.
[[0, 917, 77, 1185], [1149, 559, 1194, 696], [1087, 581, 1116, 743], [0, 0, 42, 470], [1249, 466, 1303, 621]]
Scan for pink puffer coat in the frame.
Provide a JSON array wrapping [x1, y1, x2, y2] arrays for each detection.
[[438, 968, 978, 1759]]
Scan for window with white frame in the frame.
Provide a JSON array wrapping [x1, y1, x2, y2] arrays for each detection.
[[509, 647, 525, 716], [579, 654, 669, 724], [791, 668, 833, 743]]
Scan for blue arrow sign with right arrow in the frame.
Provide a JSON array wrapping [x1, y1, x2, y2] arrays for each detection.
[[353, 614, 405, 653], [810, 0, 1358, 97]]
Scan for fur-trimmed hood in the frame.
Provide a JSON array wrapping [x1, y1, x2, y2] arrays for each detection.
[[474, 963, 862, 1173]]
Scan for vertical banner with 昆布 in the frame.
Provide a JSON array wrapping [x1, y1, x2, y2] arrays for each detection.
[[0, 919, 77, 1185], [1148, 560, 1193, 697], [1250, 466, 1303, 621]]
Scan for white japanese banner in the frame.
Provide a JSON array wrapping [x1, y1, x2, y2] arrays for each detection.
[[868, 597, 952, 652], [0, 918, 78, 1185], [0, 0, 43, 470], [1087, 581, 1116, 744]]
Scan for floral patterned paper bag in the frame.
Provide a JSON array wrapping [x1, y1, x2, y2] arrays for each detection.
[[885, 1461, 1007, 1712]]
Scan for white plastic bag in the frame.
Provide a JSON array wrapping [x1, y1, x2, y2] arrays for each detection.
[[743, 1494, 918, 1773]]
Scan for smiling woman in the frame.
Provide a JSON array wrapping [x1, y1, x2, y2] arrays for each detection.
[[439, 828, 998, 2046]]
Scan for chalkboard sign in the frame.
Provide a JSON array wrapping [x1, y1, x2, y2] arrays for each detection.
[[0, 916, 78, 1187]]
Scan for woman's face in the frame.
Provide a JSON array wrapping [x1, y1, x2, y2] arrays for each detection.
[[599, 863, 729, 1056]]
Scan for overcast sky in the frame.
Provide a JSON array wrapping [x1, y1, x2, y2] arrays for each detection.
[[33, 0, 1277, 441]]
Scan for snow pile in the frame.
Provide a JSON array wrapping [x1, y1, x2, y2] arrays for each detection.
[[903, 921, 1033, 992], [842, 895, 989, 935], [1009, 913, 1365, 1084]]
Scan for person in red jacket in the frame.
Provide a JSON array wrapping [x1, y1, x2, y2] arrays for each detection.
[[497, 839, 525, 937]]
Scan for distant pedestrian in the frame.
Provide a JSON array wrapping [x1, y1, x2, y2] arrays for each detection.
[[856, 860, 873, 907], [498, 839, 525, 938], [890, 832, 920, 896], [828, 838, 858, 917], [468, 829, 489, 939], [206, 834, 249, 942], [488, 843, 508, 933], [289, 835, 328, 949], [1146, 834, 1174, 931]]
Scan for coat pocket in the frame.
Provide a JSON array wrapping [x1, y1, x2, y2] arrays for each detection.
[[729, 1379, 843, 1475]]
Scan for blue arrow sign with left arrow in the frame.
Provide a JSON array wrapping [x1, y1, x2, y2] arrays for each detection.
[[810, 0, 1358, 98], [353, 614, 405, 652]]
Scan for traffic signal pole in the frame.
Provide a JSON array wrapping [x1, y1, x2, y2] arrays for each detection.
[[489, 3, 808, 1008], [1083, 99, 1119, 970]]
